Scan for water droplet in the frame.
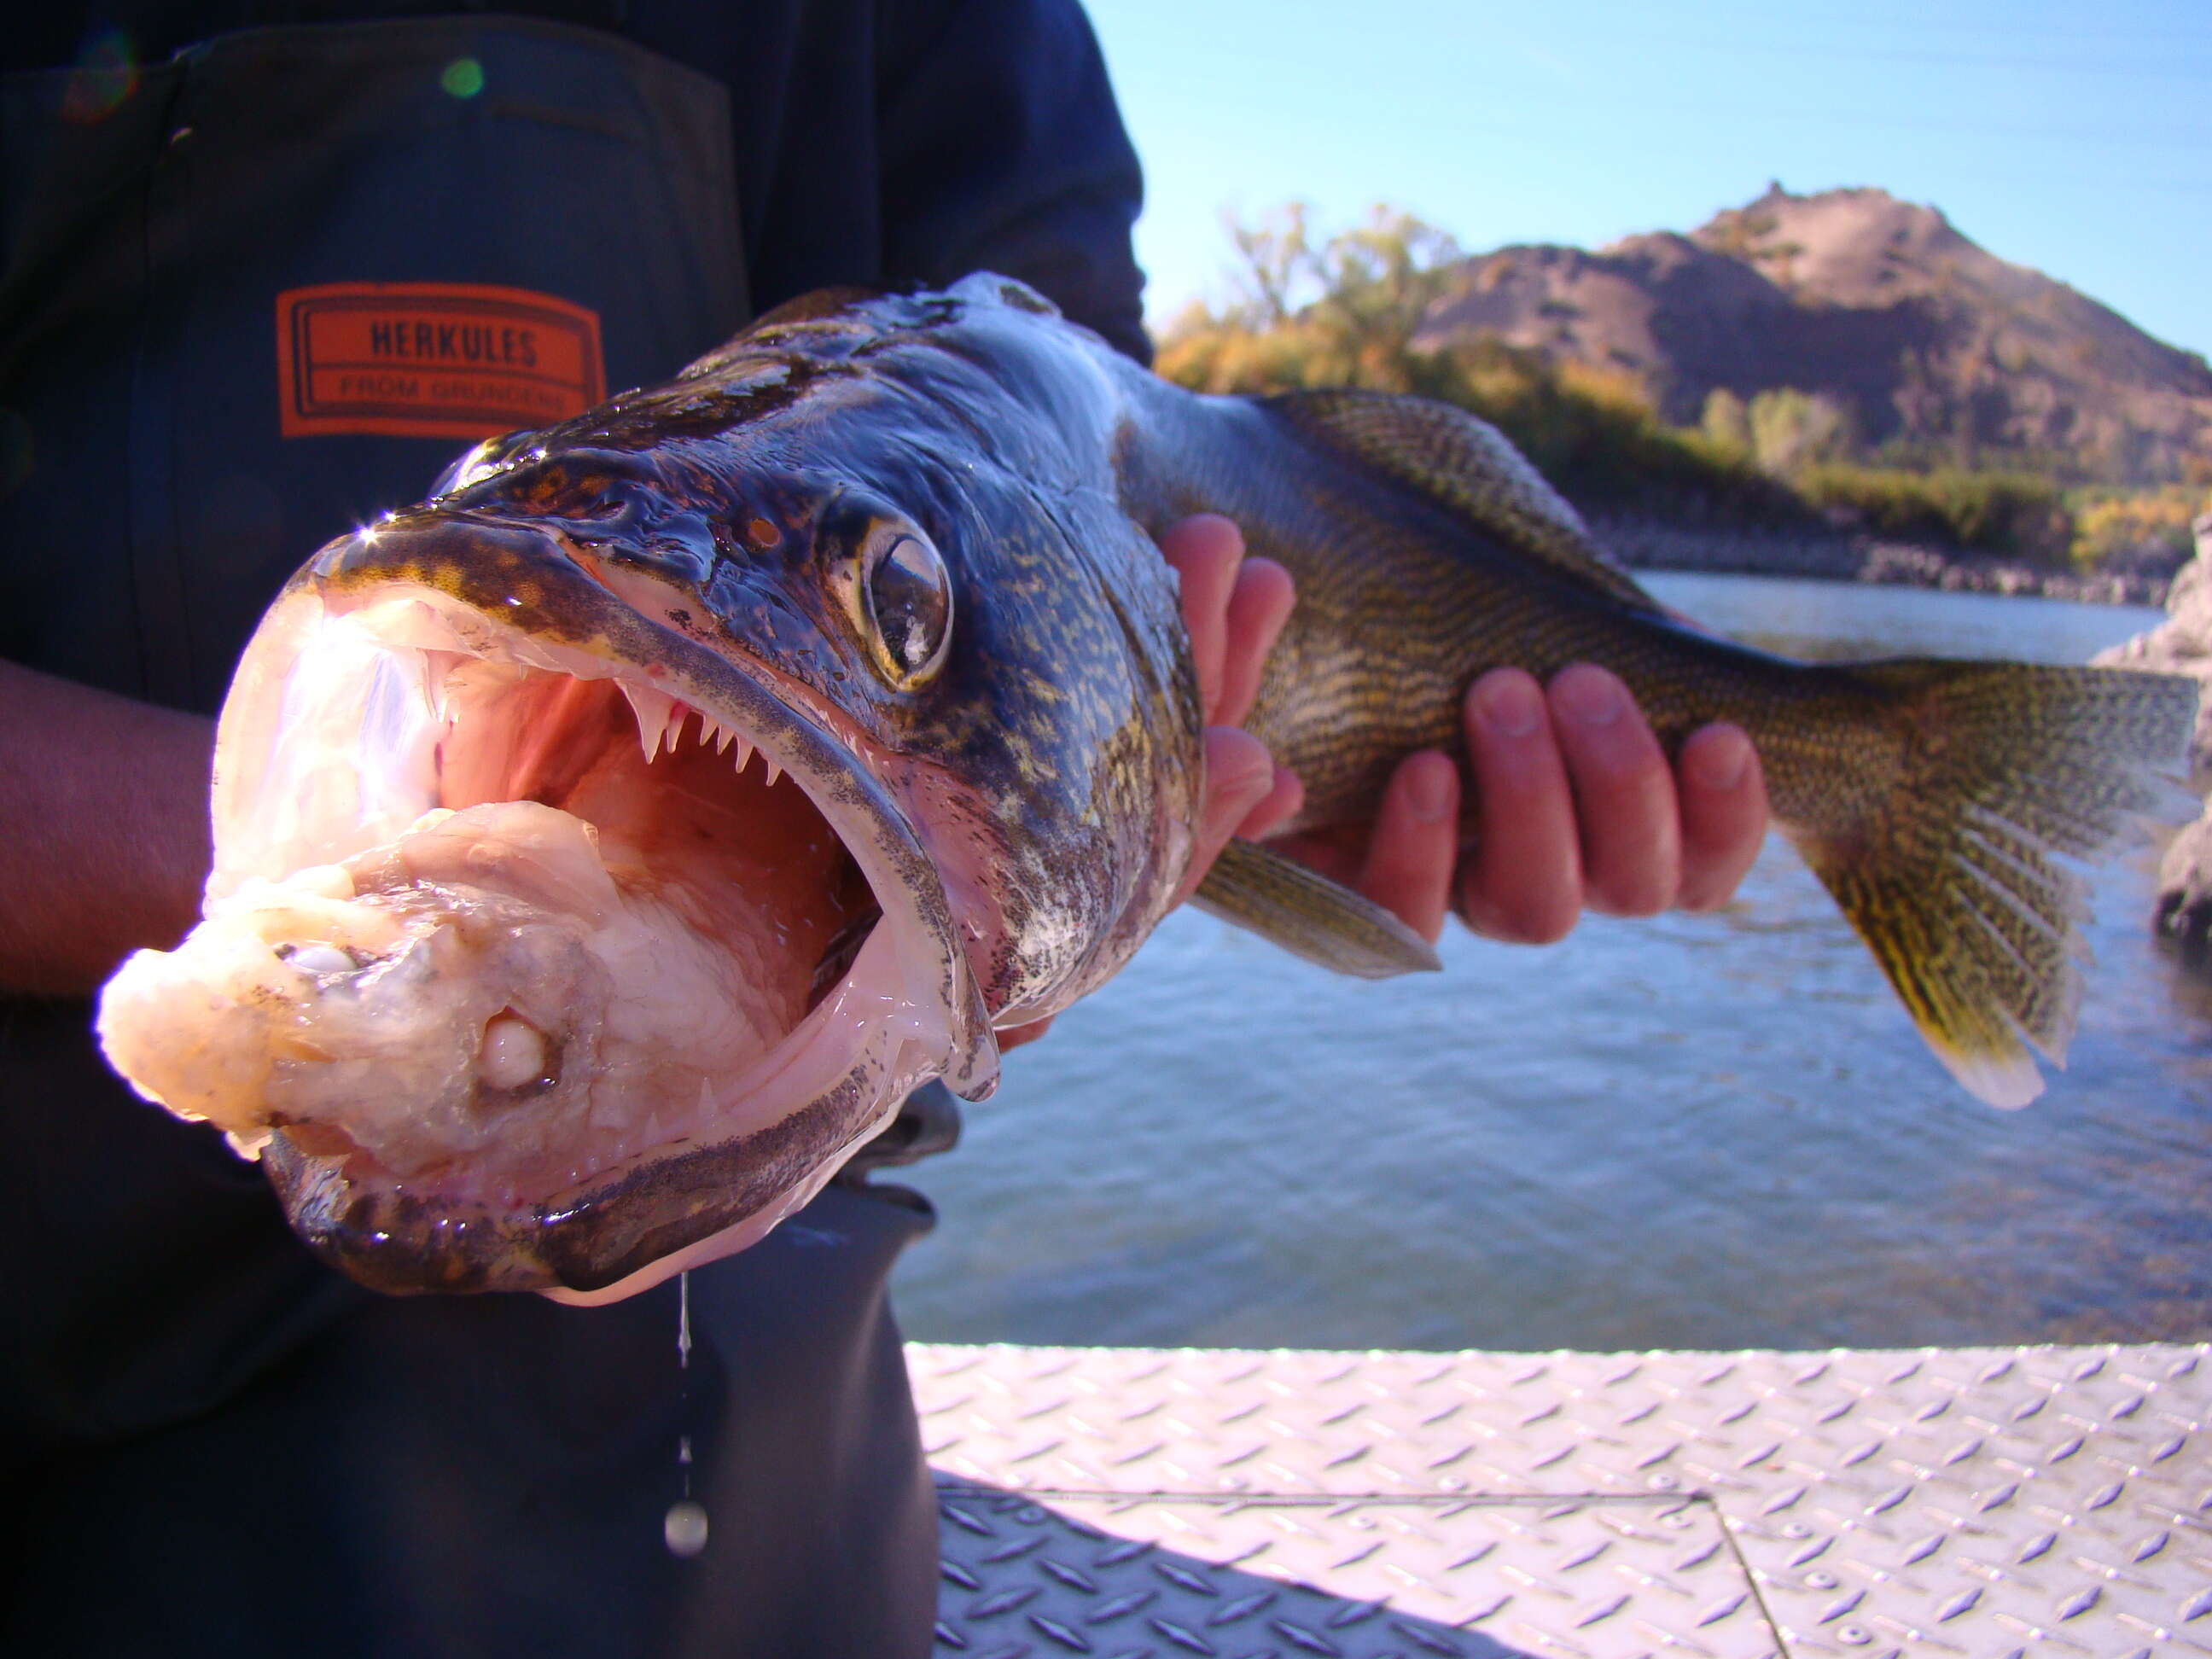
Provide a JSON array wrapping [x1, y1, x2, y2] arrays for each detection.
[[677, 1269, 692, 1368], [664, 1500, 710, 1557]]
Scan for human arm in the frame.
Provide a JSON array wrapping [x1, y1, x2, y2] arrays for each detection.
[[873, 0, 1150, 359], [0, 659, 213, 996]]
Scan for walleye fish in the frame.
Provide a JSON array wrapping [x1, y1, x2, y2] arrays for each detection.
[[98, 275, 2196, 1298]]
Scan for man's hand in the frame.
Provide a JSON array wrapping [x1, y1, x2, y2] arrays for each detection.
[[1308, 666, 1769, 946], [1156, 515, 1304, 899], [1171, 517, 1772, 948]]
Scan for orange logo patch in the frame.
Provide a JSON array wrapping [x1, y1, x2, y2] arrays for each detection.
[[276, 282, 605, 440]]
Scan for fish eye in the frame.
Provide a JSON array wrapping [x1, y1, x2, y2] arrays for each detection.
[[859, 525, 952, 687]]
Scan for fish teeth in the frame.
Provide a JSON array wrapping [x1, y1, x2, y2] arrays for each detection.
[[412, 653, 443, 721], [622, 682, 780, 779], [696, 713, 744, 759], [618, 681, 682, 762], [664, 705, 696, 757]]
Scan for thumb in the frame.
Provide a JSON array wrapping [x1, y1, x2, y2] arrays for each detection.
[[1173, 727, 1277, 907]]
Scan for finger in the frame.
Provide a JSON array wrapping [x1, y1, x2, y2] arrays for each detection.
[[1214, 556, 1294, 729], [1173, 725, 1277, 906], [1547, 664, 1679, 917], [1157, 515, 1245, 723], [1259, 822, 1366, 890], [997, 1014, 1056, 1051], [1237, 763, 1304, 842], [1354, 749, 1459, 944], [1675, 723, 1768, 911], [1458, 669, 1582, 943]]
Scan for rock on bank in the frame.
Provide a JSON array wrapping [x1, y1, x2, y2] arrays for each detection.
[[2094, 512, 2212, 958], [1605, 514, 2172, 606]]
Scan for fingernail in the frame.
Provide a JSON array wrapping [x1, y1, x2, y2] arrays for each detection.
[[1552, 666, 1622, 728], [1406, 754, 1453, 823], [1687, 728, 1750, 791], [1227, 764, 1272, 807], [1472, 672, 1541, 738], [1223, 746, 1275, 804]]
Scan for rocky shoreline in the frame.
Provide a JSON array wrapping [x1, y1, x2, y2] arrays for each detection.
[[2093, 515, 2212, 961], [1598, 514, 2172, 608]]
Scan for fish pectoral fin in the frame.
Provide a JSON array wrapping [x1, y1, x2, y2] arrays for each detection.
[[1264, 387, 1660, 611], [1191, 837, 1442, 979]]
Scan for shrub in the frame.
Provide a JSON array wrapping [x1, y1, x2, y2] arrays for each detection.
[[1796, 465, 2069, 561], [1745, 389, 1855, 475], [2067, 486, 2204, 576]]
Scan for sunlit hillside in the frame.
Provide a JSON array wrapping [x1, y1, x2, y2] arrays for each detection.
[[1158, 192, 2210, 575]]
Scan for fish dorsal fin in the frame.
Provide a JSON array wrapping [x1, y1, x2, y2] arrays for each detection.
[[1266, 388, 1659, 611]]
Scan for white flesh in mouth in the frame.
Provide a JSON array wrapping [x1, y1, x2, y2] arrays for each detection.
[[97, 586, 965, 1279]]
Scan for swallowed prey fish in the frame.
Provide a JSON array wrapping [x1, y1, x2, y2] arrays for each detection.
[[96, 274, 2197, 1299]]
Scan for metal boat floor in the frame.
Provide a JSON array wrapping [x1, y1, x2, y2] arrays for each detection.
[[911, 1341, 2212, 1658]]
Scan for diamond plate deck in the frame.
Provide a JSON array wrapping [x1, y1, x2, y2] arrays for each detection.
[[912, 1342, 2212, 1658]]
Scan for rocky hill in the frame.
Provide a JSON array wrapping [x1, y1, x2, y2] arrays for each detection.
[[1413, 186, 2212, 485]]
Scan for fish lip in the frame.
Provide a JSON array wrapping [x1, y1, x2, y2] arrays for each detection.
[[262, 1057, 882, 1295], [217, 515, 999, 1294]]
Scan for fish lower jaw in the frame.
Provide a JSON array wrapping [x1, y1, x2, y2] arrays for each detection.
[[263, 917, 951, 1296], [99, 818, 958, 1295]]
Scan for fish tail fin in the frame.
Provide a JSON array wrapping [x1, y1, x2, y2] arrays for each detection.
[[1785, 659, 2198, 1108]]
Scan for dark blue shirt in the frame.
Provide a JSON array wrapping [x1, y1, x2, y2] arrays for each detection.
[[0, 8, 1145, 1652]]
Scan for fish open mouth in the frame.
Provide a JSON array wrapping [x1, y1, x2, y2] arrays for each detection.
[[98, 520, 995, 1297]]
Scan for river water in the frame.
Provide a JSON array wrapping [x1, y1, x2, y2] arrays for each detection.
[[892, 574, 2212, 1353]]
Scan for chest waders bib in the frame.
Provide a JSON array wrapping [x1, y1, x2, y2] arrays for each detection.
[[0, 21, 937, 1656]]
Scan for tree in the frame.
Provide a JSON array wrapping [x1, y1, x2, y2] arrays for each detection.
[[1747, 388, 1855, 476], [1701, 388, 1751, 455], [1222, 203, 1315, 330], [1159, 205, 1464, 396]]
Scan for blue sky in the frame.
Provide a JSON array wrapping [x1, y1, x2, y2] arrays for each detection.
[[1086, 0, 2212, 358]]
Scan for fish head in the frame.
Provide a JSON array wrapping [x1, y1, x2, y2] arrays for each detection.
[[97, 279, 1202, 1299]]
